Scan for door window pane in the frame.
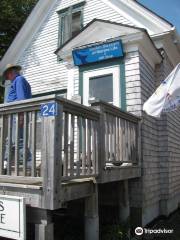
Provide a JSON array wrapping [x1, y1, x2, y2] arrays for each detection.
[[89, 74, 113, 102]]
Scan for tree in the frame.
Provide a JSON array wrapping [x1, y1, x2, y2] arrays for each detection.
[[0, 0, 37, 102], [0, 0, 38, 60], [0, 86, 4, 103]]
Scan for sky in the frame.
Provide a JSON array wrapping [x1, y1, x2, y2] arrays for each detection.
[[138, 0, 180, 33]]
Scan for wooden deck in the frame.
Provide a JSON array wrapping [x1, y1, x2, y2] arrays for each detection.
[[0, 95, 141, 210]]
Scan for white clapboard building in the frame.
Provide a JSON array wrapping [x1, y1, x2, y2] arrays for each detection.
[[0, 0, 180, 239]]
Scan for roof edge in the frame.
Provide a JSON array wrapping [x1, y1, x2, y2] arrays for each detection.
[[55, 18, 162, 67], [103, 0, 173, 35], [133, 0, 174, 28]]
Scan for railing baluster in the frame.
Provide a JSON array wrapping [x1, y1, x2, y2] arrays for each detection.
[[70, 114, 74, 177], [31, 111, 36, 177], [109, 115, 113, 162], [121, 119, 125, 162], [87, 119, 91, 175], [95, 121, 99, 174], [133, 124, 137, 164], [125, 120, 129, 162], [127, 122, 131, 162], [111, 115, 115, 162], [137, 121, 141, 165], [15, 113, 19, 176], [131, 123, 135, 163], [92, 121, 96, 174], [0, 116, 5, 174], [7, 115, 12, 175], [129, 122, 132, 161], [82, 118, 86, 175], [119, 118, 122, 162], [76, 116, 81, 177], [113, 117, 116, 161], [64, 112, 69, 177], [116, 117, 120, 162], [23, 112, 28, 176], [105, 113, 109, 162]]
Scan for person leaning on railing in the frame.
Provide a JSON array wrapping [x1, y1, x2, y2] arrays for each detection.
[[2, 64, 32, 172]]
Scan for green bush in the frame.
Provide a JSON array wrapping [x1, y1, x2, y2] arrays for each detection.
[[101, 220, 131, 240]]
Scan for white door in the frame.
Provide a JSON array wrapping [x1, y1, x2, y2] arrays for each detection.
[[83, 66, 120, 107]]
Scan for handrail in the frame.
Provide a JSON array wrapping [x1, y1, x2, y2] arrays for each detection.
[[0, 95, 100, 118], [90, 100, 141, 123]]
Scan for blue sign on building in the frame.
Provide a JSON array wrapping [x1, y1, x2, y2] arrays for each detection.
[[72, 40, 124, 66]]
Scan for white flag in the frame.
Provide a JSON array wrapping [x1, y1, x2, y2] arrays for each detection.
[[143, 63, 180, 117]]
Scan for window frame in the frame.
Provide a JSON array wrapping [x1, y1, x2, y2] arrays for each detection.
[[79, 59, 126, 111], [57, 2, 85, 48], [83, 66, 120, 107]]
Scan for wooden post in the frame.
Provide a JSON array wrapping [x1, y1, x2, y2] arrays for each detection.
[[137, 120, 142, 166], [35, 222, 54, 240], [118, 180, 130, 222], [41, 101, 63, 210], [85, 184, 99, 240], [28, 208, 54, 240], [91, 102, 105, 180]]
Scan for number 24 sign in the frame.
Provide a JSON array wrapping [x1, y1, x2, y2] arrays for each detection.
[[41, 102, 58, 117]]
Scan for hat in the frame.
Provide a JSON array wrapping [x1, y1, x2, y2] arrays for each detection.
[[3, 64, 22, 78]]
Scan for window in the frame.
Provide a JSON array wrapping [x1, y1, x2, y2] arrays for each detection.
[[89, 74, 113, 103], [83, 66, 120, 107], [58, 2, 85, 47], [72, 11, 82, 37]]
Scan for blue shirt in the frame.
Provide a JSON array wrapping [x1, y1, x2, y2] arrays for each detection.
[[6, 75, 32, 103]]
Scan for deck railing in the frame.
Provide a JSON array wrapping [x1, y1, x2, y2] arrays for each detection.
[[0, 101, 42, 178], [0, 96, 141, 180], [0, 95, 100, 180], [0, 95, 140, 209], [0, 96, 101, 209], [60, 98, 99, 180], [91, 101, 140, 169]]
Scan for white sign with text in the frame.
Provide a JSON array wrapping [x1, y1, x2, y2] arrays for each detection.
[[0, 195, 26, 240]]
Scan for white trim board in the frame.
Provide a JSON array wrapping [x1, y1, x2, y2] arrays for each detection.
[[103, 0, 173, 35]]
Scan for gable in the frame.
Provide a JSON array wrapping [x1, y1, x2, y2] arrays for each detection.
[[55, 19, 162, 69], [0, 0, 178, 80], [0, 0, 135, 78], [55, 0, 133, 26], [55, 19, 145, 57], [104, 0, 173, 35]]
